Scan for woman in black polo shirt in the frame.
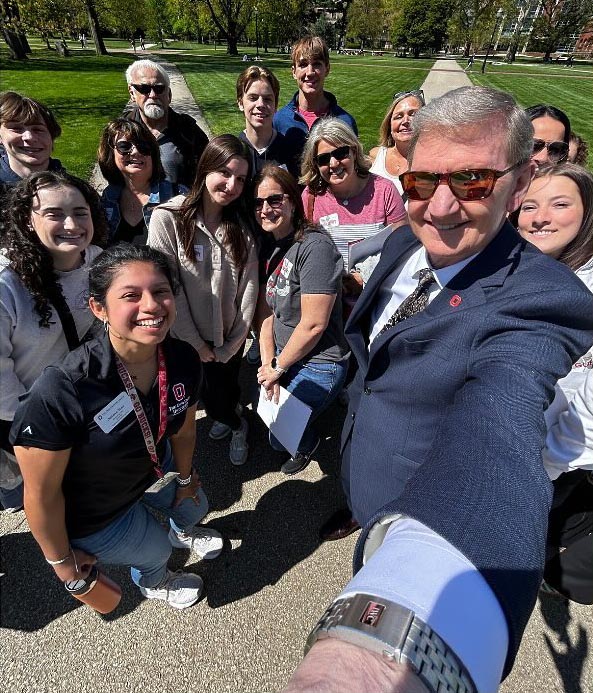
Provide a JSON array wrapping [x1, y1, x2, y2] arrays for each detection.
[[12, 244, 222, 610]]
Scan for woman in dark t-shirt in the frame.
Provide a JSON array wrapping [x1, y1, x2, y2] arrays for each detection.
[[11, 244, 222, 610], [255, 165, 349, 475]]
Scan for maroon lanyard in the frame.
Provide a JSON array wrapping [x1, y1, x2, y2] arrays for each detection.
[[116, 345, 168, 477]]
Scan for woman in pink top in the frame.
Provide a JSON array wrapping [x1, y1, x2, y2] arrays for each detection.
[[300, 118, 407, 273]]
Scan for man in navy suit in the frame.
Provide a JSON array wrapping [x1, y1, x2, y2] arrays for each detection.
[[284, 88, 593, 693]]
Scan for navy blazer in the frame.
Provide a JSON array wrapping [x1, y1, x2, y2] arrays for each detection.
[[343, 222, 593, 677]]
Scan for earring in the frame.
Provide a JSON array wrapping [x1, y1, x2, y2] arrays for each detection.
[[103, 319, 109, 333]]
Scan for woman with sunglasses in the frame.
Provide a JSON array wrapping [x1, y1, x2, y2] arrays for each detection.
[[525, 104, 570, 168], [98, 118, 185, 246], [516, 162, 593, 604], [369, 89, 425, 198], [255, 165, 349, 475], [148, 135, 258, 467], [301, 118, 407, 269], [0, 171, 107, 511]]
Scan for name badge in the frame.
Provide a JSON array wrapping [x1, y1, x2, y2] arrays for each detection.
[[319, 213, 339, 230], [94, 392, 133, 433], [194, 244, 204, 261], [145, 471, 179, 494]]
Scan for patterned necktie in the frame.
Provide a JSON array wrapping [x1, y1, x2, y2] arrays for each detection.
[[379, 268, 436, 336]]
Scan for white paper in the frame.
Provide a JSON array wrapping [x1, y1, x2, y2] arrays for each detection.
[[94, 391, 133, 433], [257, 386, 312, 457]]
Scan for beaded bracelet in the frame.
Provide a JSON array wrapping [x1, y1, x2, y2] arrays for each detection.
[[45, 549, 72, 565], [176, 474, 192, 487]]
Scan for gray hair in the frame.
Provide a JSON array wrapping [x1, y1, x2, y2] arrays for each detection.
[[408, 86, 533, 167], [125, 60, 170, 88], [300, 117, 370, 193]]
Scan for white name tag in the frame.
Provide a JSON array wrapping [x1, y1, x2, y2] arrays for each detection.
[[319, 213, 339, 230], [94, 392, 133, 433], [194, 244, 204, 261], [145, 471, 179, 494]]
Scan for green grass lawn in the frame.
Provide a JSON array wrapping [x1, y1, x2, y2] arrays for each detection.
[[0, 50, 136, 178], [463, 61, 593, 169]]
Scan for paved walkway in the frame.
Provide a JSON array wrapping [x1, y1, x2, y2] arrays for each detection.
[[2, 54, 591, 693], [421, 58, 472, 102]]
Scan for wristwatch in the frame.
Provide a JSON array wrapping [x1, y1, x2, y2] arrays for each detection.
[[270, 357, 287, 374], [305, 593, 476, 693]]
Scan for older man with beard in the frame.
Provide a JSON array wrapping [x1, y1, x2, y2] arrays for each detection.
[[123, 60, 208, 187]]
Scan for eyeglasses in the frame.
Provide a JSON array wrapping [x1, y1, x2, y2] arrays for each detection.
[[315, 145, 351, 168], [532, 139, 569, 163], [254, 193, 287, 210], [113, 140, 152, 156], [131, 83, 167, 96], [401, 161, 525, 202], [392, 89, 425, 105]]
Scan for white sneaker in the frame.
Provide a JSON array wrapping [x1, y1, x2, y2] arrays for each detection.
[[246, 338, 260, 365], [140, 570, 203, 609], [209, 403, 243, 440], [229, 418, 249, 466], [168, 526, 224, 559]]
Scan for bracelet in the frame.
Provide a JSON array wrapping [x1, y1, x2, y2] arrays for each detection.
[[176, 474, 192, 486], [45, 549, 72, 566]]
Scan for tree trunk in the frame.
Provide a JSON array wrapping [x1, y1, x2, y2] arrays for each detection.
[[1, 28, 27, 59], [84, 0, 107, 55], [505, 40, 517, 63], [227, 34, 238, 55]]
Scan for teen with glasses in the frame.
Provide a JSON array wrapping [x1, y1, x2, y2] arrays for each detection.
[[148, 135, 258, 467], [123, 60, 209, 187], [525, 104, 570, 168], [254, 165, 349, 475], [369, 89, 425, 198], [300, 118, 407, 270], [98, 118, 185, 246]]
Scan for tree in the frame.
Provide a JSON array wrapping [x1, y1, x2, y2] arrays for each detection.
[[347, 0, 386, 50], [83, 0, 108, 54], [1, 0, 29, 59], [202, 0, 255, 55], [101, 0, 146, 42], [530, 0, 590, 61], [146, 0, 171, 46], [391, 0, 452, 57], [18, 0, 85, 49], [448, 0, 500, 56]]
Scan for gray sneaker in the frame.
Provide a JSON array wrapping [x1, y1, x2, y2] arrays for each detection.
[[168, 526, 224, 559], [229, 418, 249, 466], [139, 570, 204, 609], [209, 403, 243, 440]]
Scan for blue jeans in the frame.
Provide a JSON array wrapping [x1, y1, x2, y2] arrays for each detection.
[[270, 358, 348, 455], [70, 445, 208, 588]]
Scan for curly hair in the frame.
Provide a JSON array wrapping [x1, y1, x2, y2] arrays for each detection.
[[97, 117, 163, 186], [176, 135, 252, 268], [3, 171, 108, 328]]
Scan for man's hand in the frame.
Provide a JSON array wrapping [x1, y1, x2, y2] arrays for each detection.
[[52, 549, 97, 582], [174, 472, 202, 507]]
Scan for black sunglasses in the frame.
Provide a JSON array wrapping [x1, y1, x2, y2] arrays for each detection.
[[254, 194, 287, 210], [392, 88, 425, 105], [401, 161, 525, 202], [532, 139, 569, 163], [131, 83, 167, 96], [315, 145, 351, 167], [113, 140, 152, 156]]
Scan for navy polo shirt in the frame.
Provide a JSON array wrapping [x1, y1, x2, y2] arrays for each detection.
[[11, 332, 200, 538]]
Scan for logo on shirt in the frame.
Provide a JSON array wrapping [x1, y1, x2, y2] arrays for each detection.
[[173, 383, 186, 402], [22, 425, 33, 435]]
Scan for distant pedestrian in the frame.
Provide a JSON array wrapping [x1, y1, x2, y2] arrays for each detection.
[[464, 53, 475, 71], [79, 33, 87, 49], [140, 36, 146, 50]]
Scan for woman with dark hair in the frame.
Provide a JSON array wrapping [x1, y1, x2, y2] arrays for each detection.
[[10, 244, 223, 609], [369, 89, 425, 197], [98, 118, 185, 245], [0, 91, 64, 200], [300, 118, 407, 267], [255, 164, 349, 475], [516, 163, 593, 603], [525, 104, 571, 168], [148, 135, 258, 466], [0, 171, 107, 511]]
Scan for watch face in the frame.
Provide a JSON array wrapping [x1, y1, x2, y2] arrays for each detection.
[[271, 357, 278, 369]]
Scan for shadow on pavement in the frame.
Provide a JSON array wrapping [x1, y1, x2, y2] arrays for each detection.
[[539, 595, 589, 693]]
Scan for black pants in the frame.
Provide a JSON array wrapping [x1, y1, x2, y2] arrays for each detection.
[[200, 344, 244, 431], [545, 470, 593, 604]]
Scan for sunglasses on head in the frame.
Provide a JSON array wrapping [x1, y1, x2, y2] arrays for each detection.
[[400, 161, 525, 202], [532, 139, 569, 163], [131, 83, 167, 96], [254, 193, 287, 210], [393, 88, 425, 105], [113, 140, 152, 156], [315, 145, 351, 168]]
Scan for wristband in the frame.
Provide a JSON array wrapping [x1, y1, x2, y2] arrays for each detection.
[[176, 474, 193, 486], [46, 549, 72, 566]]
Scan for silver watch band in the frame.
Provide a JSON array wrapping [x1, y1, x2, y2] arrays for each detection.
[[305, 593, 476, 693]]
